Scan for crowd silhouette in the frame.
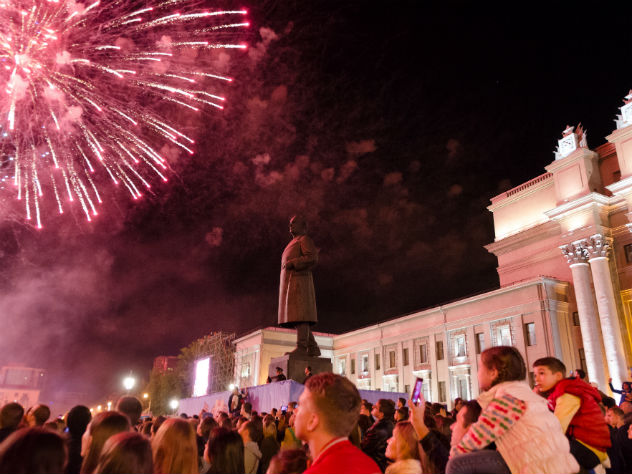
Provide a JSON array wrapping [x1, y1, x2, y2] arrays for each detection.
[[0, 347, 631, 474]]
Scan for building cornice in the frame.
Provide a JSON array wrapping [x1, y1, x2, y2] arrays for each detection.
[[606, 175, 632, 196], [485, 221, 560, 256], [544, 192, 618, 221], [488, 173, 553, 211], [333, 277, 565, 343], [606, 123, 632, 144]]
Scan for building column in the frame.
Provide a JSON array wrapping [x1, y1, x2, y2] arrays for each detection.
[[586, 234, 628, 388], [560, 241, 607, 389]]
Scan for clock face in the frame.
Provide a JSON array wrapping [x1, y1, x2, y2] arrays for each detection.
[[558, 134, 577, 157]]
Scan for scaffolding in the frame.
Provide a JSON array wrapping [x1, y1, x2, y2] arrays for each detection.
[[184, 332, 236, 395]]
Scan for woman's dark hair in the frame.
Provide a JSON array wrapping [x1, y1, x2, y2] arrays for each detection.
[[267, 448, 308, 474], [481, 346, 526, 386], [461, 400, 482, 427], [358, 414, 373, 435], [623, 382, 632, 391], [93, 432, 152, 474], [151, 415, 166, 437], [205, 428, 245, 474], [199, 416, 218, 439], [0, 427, 67, 474]]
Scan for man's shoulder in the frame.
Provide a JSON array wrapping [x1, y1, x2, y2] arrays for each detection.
[[306, 441, 381, 474]]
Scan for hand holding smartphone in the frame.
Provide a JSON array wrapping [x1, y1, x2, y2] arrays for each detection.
[[411, 377, 423, 406]]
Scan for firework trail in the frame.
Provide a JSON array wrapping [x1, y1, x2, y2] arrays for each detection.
[[0, 0, 248, 228]]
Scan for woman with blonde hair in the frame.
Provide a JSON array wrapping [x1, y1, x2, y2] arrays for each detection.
[[385, 421, 422, 474], [81, 411, 130, 474], [151, 417, 197, 474]]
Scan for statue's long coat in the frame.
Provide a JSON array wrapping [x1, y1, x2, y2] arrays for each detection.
[[278, 234, 318, 326]]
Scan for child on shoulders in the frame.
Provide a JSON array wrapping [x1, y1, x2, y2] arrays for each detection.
[[533, 357, 611, 472]]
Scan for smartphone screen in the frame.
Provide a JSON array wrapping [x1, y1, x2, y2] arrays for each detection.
[[281, 405, 288, 411], [411, 377, 423, 405]]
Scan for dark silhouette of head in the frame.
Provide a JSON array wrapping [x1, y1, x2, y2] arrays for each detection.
[[115, 397, 142, 426], [27, 404, 51, 427], [1, 402, 25, 431], [0, 427, 67, 474], [66, 405, 92, 438]]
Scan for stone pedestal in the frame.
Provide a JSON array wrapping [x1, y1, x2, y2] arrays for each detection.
[[268, 354, 332, 384]]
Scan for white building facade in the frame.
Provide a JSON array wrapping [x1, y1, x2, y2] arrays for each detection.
[[234, 94, 632, 406]]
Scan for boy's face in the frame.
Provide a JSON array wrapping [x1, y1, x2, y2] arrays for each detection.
[[533, 365, 564, 392]]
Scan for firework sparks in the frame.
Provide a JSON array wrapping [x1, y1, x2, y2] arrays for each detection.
[[0, 0, 248, 228]]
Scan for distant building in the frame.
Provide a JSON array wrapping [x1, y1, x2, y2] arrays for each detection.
[[0, 365, 45, 408], [153, 356, 179, 373], [233, 94, 632, 407]]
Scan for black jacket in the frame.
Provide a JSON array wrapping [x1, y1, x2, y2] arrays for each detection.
[[420, 429, 450, 474], [361, 418, 394, 472]]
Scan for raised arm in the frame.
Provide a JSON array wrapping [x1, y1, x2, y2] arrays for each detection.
[[451, 393, 526, 458]]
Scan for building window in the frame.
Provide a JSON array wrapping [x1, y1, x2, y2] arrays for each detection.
[[528, 371, 535, 388], [438, 381, 447, 403], [457, 378, 469, 399], [404, 384, 410, 394], [361, 354, 369, 373], [375, 353, 381, 371], [351, 358, 356, 375], [240, 363, 250, 378], [339, 359, 346, 376], [625, 244, 632, 264], [578, 348, 587, 375], [423, 378, 432, 402], [403, 348, 409, 366], [475, 333, 484, 354], [389, 350, 396, 369], [572, 312, 580, 326], [453, 334, 466, 357], [525, 323, 536, 346], [419, 344, 428, 364], [436, 341, 444, 360], [496, 325, 512, 346]]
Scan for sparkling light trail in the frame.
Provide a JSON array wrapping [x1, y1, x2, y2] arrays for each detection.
[[0, 0, 248, 228]]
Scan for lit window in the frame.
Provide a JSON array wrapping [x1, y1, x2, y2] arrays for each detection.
[[525, 323, 536, 346], [362, 354, 369, 373], [453, 335, 466, 357], [496, 325, 512, 346]]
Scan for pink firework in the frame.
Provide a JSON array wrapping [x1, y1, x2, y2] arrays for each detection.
[[0, 0, 248, 227]]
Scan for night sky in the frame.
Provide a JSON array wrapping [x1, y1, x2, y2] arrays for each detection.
[[1, 1, 631, 406]]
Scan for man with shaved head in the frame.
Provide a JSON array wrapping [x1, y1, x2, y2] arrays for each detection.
[[278, 215, 321, 356]]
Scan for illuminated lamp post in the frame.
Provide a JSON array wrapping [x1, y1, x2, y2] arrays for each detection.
[[169, 399, 179, 415], [123, 375, 136, 394]]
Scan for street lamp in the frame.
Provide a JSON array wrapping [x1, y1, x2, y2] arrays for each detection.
[[123, 375, 136, 392], [143, 393, 149, 399], [169, 399, 179, 414]]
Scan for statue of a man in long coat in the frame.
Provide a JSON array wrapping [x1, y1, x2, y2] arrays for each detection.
[[278, 215, 321, 356]]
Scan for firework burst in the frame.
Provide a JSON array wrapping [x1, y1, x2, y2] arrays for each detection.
[[0, 0, 248, 227]]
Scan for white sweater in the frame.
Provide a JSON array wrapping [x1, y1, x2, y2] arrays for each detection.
[[476, 380, 579, 474]]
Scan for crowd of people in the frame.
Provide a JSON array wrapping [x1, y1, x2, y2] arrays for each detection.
[[0, 347, 631, 474]]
